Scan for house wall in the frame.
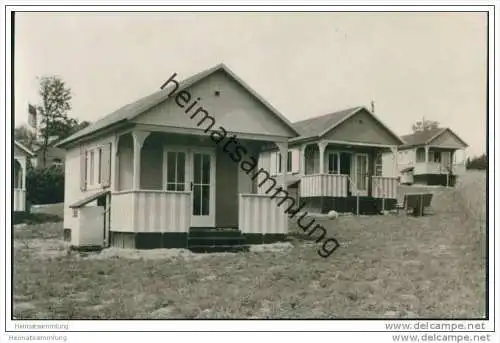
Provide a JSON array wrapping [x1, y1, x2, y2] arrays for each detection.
[[133, 69, 295, 138], [63, 135, 114, 234], [323, 109, 402, 146], [430, 130, 467, 149], [381, 153, 395, 177]]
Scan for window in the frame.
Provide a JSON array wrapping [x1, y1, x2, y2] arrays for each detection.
[[429, 151, 441, 163], [97, 148, 102, 184], [327, 152, 340, 174], [276, 151, 293, 174], [84, 146, 109, 189], [416, 148, 426, 163], [165, 151, 186, 191], [374, 153, 383, 176], [52, 158, 63, 167]]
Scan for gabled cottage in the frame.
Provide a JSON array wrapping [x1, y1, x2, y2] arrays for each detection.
[[56, 63, 299, 249], [384, 128, 468, 186], [259, 106, 405, 214]]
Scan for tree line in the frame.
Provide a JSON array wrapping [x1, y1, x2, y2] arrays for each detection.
[[15, 76, 90, 204], [15, 75, 90, 165]]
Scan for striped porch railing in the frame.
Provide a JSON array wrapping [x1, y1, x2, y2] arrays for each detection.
[[238, 194, 288, 235], [300, 173, 349, 198], [371, 176, 399, 199], [111, 190, 191, 233]]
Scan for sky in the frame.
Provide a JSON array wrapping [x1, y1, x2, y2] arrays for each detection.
[[14, 12, 487, 156]]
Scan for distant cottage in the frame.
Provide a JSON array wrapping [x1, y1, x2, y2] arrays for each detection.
[[383, 128, 468, 186]]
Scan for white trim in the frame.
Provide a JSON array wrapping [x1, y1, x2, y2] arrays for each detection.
[[14, 140, 35, 157], [427, 145, 468, 150], [324, 139, 398, 148], [134, 123, 289, 143], [84, 145, 106, 191]]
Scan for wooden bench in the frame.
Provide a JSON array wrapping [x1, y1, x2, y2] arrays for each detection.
[[396, 193, 433, 216]]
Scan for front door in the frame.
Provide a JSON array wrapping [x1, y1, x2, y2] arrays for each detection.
[[354, 153, 369, 196], [190, 148, 216, 227], [164, 147, 216, 227]]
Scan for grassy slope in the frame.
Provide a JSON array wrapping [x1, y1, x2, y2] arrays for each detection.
[[12, 172, 486, 319]]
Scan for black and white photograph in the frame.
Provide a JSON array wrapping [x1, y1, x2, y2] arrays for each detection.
[[3, 3, 496, 342]]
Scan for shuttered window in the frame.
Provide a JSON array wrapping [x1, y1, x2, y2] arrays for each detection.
[[81, 143, 112, 190], [100, 143, 112, 187]]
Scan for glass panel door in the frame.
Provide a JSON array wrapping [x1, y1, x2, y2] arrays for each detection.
[[191, 149, 215, 227], [355, 154, 369, 194]]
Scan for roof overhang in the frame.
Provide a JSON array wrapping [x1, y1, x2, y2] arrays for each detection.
[[14, 141, 35, 157]]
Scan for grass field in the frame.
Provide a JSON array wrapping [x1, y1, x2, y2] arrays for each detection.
[[12, 172, 487, 319]]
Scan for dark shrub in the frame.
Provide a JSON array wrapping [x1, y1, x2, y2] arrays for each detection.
[[26, 165, 64, 204], [466, 154, 487, 170]]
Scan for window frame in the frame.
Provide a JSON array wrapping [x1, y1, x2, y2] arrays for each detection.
[[327, 152, 340, 175], [374, 152, 383, 177], [84, 145, 106, 190], [275, 150, 294, 175], [163, 148, 188, 192]]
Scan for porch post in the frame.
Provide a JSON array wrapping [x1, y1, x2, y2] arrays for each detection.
[[424, 145, 430, 175], [276, 141, 288, 191], [391, 146, 398, 178], [318, 141, 327, 174], [112, 134, 119, 192], [450, 150, 455, 173], [300, 144, 307, 175], [132, 130, 151, 191]]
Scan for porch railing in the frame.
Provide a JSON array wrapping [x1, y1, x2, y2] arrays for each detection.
[[111, 190, 191, 233], [238, 194, 288, 235], [415, 162, 461, 175], [371, 176, 399, 199], [300, 173, 349, 198]]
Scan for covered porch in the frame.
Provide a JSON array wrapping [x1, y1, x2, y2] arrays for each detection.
[[109, 129, 290, 249], [299, 141, 399, 214], [414, 147, 467, 175]]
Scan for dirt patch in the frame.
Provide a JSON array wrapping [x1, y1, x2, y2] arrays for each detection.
[[82, 247, 235, 261], [249, 242, 293, 253]]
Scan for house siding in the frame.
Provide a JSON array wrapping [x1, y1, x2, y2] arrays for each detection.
[[323, 109, 401, 146], [430, 130, 467, 149], [133, 70, 295, 138]]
